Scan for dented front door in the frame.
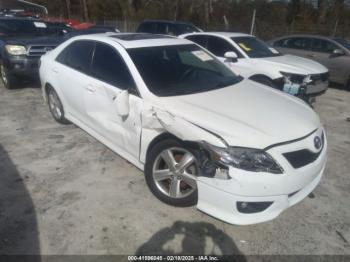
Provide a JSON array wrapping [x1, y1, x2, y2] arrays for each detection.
[[83, 42, 142, 158]]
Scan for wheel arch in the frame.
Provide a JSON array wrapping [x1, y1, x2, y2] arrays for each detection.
[[141, 131, 201, 165], [144, 132, 179, 162], [249, 74, 274, 82]]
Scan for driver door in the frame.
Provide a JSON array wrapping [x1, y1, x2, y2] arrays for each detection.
[[83, 42, 142, 159]]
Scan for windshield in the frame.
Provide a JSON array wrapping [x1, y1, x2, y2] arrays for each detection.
[[0, 20, 60, 37], [232, 36, 281, 58], [128, 44, 242, 97], [334, 38, 350, 50]]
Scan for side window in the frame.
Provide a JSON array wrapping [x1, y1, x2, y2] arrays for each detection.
[[311, 39, 338, 54], [185, 35, 208, 49], [207, 36, 243, 58], [91, 43, 135, 90], [168, 24, 178, 36], [274, 38, 288, 47], [138, 22, 155, 33], [56, 40, 94, 74], [156, 23, 168, 34], [285, 38, 311, 50]]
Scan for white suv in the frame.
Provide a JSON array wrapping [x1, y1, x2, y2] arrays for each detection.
[[181, 32, 329, 103], [39, 33, 327, 225]]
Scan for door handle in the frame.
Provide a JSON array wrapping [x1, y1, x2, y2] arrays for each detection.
[[307, 54, 315, 58], [85, 85, 96, 93], [51, 68, 58, 73]]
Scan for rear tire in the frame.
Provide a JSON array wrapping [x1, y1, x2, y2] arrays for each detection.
[[47, 87, 70, 125], [346, 78, 350, 90], [0, 61, 19, 89], [145, 138, 199, 207]]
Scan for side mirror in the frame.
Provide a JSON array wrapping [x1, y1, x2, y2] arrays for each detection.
[[330, 48, 345, 58], [114, 90, 130, 117], [224, 51, 238, 63]]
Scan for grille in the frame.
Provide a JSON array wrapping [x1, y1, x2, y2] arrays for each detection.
[[283, 133, 325, 169], [27, 45, 56, 57]]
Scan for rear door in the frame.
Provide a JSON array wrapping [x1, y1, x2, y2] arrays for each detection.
[[84, 42, 142, 158], [54, 40, 95, 122]]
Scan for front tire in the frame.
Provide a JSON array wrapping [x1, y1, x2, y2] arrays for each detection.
[[1, 62, 18, 89], [47, 87, 70, 125], [145, 139, 199, 207]]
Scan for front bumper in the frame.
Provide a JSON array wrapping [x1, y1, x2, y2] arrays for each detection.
[[3, 56, 40, 78], [273, 75, 329, 98], [196, 128, 327, 225]]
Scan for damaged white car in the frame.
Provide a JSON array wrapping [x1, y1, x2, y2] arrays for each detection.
[[39, 33, 327, 225], [181, 32, 329, 104]]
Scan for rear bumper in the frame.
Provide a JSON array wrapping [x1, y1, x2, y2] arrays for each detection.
[[3, 56, 39, 78]]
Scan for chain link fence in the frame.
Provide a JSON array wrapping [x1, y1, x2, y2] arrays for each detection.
[[94, 19, 350, 41]]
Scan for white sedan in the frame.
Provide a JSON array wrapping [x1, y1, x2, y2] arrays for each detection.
[[39, 33, 327, 225], [180, 32, 329, 104]]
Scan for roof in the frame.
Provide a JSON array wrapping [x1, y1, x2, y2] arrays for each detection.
[[110, 33, 172, 41], [141, 19, 196, 25], [0, 16, 38, 20], [270, 34, 335, 42], [72, 33, 194, 49], [181, 31, 252, 38]]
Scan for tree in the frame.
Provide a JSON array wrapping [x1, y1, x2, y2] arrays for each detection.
[[80, 0, 89, 21]]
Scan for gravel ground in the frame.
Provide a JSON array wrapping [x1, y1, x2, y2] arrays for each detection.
[[0, 82, 349, 256]]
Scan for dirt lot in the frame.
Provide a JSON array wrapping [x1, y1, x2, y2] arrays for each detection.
[[0, 81, 349, 256]]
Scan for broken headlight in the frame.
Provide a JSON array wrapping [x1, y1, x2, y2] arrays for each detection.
[[280, 71, 309, 85], [203, 143, 283, 174]]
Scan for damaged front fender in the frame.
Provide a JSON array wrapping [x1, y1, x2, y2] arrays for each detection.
[[139, 106, 228, 164]]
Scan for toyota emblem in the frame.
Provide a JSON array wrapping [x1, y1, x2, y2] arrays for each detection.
[[314, 136, 322, 150]]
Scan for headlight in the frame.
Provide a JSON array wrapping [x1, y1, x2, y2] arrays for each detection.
[[203, 143, 283, 174], [5, 45, 27, 55], [280, 71, 307, 85]]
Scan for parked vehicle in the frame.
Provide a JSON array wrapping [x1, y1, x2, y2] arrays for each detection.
[[89, 25, 120, 33], [181, 32, 329, 104], [0, 17, 118, 89], [0, 17, 66, 89], [270, 35, 350, 90], [39, 33, 327, 225], [137, 20, 202, 36], [63, 27, 118, 39]]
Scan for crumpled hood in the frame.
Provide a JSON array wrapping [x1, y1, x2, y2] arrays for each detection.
[[158, 79, 321, 149], [253, 54, 328, 75]]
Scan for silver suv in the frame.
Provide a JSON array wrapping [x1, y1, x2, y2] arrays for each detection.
[[270, 35, 350, 90]]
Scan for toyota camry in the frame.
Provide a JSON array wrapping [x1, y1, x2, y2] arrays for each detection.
[[39, 33, 327, 225]]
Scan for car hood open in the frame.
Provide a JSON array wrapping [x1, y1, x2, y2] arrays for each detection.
[[158, 79, 321, 149], [253, 54, 328, 75]]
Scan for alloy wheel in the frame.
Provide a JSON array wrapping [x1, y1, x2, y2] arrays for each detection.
[[1, 64, 8, 86], [48, 91, 63, 120], [152, 147, 198, 199]]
